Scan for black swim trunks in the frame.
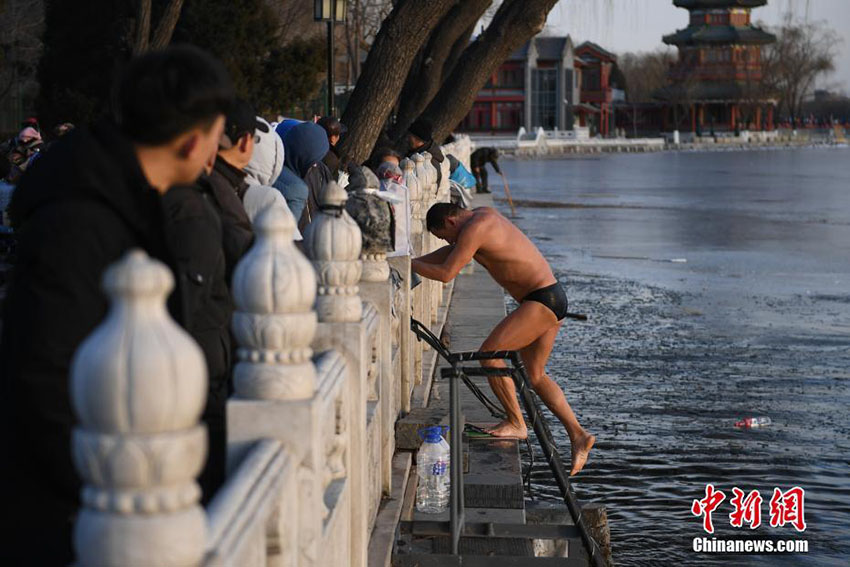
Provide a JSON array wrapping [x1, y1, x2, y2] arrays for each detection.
[[522, 282, 569, 321]]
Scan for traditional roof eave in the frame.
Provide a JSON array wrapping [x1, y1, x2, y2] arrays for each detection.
[[654, 81, 776, 102], [575, 41, 617, 62], [663, 25, 776, 46]]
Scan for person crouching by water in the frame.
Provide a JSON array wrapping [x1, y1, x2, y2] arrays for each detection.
[[412, 202, 595, 476]]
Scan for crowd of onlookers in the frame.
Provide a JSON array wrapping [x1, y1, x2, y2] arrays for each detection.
[[0, 44, 501, 565]]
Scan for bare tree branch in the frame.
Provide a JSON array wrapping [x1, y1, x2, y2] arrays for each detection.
[[762, 14, 840, 124], [132, 0, 152, 55], [422, 0, 560, 143], [150, 0, 185, 50], [132, 0, 185, 54], [390, 0, 491, 141], [338, 0, 458, 163]]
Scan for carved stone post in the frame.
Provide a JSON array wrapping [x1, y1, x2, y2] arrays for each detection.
[[438, 152, 451, 202], [401, 157, 423, 240], [412, 153, 430, 203], [346, 186, 395, 493], [307, 181, 363, 323], [421, 151, 439, 199], [231, 205, 318, 401], [71, 250, 207, 567], [346, 189, 391, 284], [304, 181, 370, 567], [417, 152, 441, 325], [227, 206, 328, 566]]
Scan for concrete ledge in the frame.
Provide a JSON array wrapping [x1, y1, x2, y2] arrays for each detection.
[[368, 452, 413, 567]]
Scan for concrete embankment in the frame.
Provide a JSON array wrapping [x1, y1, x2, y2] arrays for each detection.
[[468, 128, 844, 158], [379, 193, 609, 566]]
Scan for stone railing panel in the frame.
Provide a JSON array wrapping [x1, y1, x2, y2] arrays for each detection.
[[205, 439, 296, 567]]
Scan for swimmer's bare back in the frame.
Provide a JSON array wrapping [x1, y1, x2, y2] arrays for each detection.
[[465, 207, 556, 300]]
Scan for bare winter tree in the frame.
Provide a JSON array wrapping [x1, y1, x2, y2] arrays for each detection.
[[344, 0, 393, 86], [618, 49, 676, 103], [420, 0, 560, 144], [264, 0, 319, 42], [339, 0, 560, 161], [389, 0, 492, 141], [0, 0, 45, 123], [132, 0, 185, 55], [761, 14, 840, 125], [338, 0, 458, 163]]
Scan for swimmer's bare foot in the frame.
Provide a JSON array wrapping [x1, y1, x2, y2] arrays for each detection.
[[485, 420, 528, 439], [570, 432, 596, 476]]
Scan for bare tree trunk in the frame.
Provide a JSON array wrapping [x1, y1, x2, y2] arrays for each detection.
[[150, 0, 185, 50], [133, 0, 152, 55], [421, 0, 559, 143], [339, 0, 457, 163], [443, 20, 476, 83], [390, 0, 490, 141], [353, 0, 362, 81], [132, 0, 184, 54]]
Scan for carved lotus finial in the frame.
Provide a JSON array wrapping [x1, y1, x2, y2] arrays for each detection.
[[320, 180, 348, 209]]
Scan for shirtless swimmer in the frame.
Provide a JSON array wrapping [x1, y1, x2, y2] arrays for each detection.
[[412, 202, 595, 476]]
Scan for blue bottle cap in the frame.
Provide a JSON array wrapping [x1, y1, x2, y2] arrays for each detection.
[[418, 425, 449, 443]]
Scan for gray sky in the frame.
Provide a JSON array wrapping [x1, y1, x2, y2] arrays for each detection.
[[544, 0, 850, 92]]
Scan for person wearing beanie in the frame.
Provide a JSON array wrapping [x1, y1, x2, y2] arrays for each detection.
[[405, 117, 445, 187], [282, 122, 332, 230]]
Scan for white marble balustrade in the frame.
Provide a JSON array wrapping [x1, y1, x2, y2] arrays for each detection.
[[68, 136, 469, 567]]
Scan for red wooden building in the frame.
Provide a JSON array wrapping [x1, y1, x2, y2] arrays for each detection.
[[574, 42, 620, 137], [656, 0, 776, 132], [458, 36, 623, 137]]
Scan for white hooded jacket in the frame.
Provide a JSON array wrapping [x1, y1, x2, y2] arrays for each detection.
[[243, 116, 302, 240]]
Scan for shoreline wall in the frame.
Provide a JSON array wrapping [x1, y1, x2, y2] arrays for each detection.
[[466, 127, 846, 158]]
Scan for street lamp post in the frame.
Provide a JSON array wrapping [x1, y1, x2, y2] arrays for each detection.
[[314, 0, 347, 117]]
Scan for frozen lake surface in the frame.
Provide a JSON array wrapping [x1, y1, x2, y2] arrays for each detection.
[[496, 147, 850, 566]]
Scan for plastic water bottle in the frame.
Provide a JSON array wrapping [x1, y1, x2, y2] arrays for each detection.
[[416, 426, 450, 513], [735, 416, 772, 428]]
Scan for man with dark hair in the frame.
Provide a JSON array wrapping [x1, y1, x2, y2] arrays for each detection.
[[415, 202, 595, 476], [470, 147, 501, 194], [406, 117, 445, 187], [317, 115, 346, 147], [205, 97, 264, 281], [0, 45, 234, 565], [164, 99, 270, 503], [317, 115, 347, 176]]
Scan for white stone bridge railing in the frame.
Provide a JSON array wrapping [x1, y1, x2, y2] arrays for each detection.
[[68, 140, 464, 566]]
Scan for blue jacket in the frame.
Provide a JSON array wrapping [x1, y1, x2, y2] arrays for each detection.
[[273, 166, 309, 225]]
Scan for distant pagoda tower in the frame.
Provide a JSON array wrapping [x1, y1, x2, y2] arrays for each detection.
[[659, 0, 776, 133]]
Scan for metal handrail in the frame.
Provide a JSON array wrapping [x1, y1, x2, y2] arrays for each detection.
[[411, 317, 604, 567]]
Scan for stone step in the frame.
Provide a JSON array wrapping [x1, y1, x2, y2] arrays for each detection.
[[464, 437, 524, 510]]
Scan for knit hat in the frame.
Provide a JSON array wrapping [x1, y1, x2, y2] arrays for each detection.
[[407, 117, 433, 142]]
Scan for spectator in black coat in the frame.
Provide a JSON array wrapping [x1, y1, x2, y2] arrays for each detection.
[[470, 147, 501, 194], [163, 173, 233, 504], [317, 115, 346, 177], [0, 46, 234, 566], [203, 98, 269, 281]]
